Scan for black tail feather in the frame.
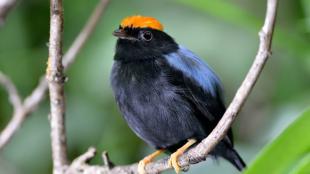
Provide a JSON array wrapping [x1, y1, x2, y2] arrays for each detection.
[[213, 141, 247, 171], [226, 147, 246, 171]]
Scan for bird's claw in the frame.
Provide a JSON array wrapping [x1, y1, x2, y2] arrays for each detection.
[[138, 160, 147, 174], [168, 151, 182, 173], [137, 150, 164, 174]]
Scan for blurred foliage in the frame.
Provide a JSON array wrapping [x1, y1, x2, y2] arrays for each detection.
[[0, 0, 309, 174], [245, 108, 310, 174]]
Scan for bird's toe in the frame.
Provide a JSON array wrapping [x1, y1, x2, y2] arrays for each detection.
[[138, 160, 147, 174], [168, 152, 181, 173]]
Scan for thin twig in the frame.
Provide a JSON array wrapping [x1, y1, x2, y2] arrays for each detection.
[[0, 0, 110, 150], [0, 71, 22, 110], [65, 0, 279, 173], [0, 0, 18, 26], [63, 0, 110, 68], [0, 78, 48, 150], [0, 72, 24, 149], [47, 0, 68, 173]]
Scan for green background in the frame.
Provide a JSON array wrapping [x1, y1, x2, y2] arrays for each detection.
[[0, 0, 309, 173]]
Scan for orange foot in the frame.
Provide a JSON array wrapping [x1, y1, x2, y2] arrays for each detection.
[[138, 149, 164, 174], [168, 139, 197, 173]]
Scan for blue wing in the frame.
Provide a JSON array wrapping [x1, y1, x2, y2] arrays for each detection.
[[165, 46, 223, 98], [164, 45, 226, 122]]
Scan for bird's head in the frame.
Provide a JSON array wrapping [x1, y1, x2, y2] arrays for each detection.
[[113, 15, 178, 61]]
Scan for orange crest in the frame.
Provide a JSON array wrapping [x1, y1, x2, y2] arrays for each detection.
[[120, 15, 164, 31]]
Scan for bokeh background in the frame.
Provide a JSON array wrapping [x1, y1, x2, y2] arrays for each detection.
[[0, 0, 309, 173]]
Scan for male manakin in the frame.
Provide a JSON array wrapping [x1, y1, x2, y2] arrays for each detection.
[[110, 15, 246, 174]]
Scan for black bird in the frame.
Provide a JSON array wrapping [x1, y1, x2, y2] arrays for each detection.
[[110, 15, 246, 173]]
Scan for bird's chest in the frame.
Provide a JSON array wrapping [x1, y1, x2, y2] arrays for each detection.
[[110, 60, 203, 148], [111, 60, 172, 108]]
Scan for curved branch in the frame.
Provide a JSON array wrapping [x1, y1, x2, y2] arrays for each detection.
[[176, 0, 278, 169], [65, 0, 279, 173], [0, 0, 110, 150]]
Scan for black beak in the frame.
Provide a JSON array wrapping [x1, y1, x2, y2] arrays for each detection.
[[113, 29, 127, 38]]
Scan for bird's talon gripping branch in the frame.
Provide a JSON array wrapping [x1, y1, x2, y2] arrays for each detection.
[[138, 160, 147, 174], [168, 152, 181, 173], [168, 139, 197, 173], [138, 149, 164, 174]]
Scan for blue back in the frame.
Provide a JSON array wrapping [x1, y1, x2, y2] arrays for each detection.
[[164, 45, 223, 97]]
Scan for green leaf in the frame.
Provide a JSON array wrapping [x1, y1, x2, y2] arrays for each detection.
[[288, 154, 310, 174], [244, 108, 310, 174]]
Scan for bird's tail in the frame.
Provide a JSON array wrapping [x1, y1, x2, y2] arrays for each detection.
[[213, 141, 246, 171], [224, 147, 246, 171]]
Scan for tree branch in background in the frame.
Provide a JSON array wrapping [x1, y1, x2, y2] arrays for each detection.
[[0, 72, 22, 110], [63, 0, 110, 68], [0, 72, 25, 148], [0, 0, 18, 26], [0, 0, 110, 150], [65, 0, 279, 173], [0, 77, 48, 149], [47, 0, 68, 173]]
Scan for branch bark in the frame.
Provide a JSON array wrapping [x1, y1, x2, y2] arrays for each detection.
[[65, 0, 279, 173], [0, 0, 18, 26], [0, 0, 110, 150], [47, 0, 68, 173]]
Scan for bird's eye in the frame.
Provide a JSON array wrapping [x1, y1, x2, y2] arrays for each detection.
[[140, 31, 153, 41]]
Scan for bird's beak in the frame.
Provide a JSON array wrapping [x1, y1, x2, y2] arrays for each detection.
[[113, 29, 137, 41], [113, 29, 127, 38]]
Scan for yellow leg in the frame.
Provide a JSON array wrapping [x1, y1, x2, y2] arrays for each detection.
[[138, 149, 164, 174], [168, 139, 197, 173]]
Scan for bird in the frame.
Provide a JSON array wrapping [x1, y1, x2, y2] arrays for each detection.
[[110, 15, 246, 174]]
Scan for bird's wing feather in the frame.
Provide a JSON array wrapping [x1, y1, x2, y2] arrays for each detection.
[[165, 46, 223, 98], [164, 45, 225, 117], [164, 46, 233, 142]]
